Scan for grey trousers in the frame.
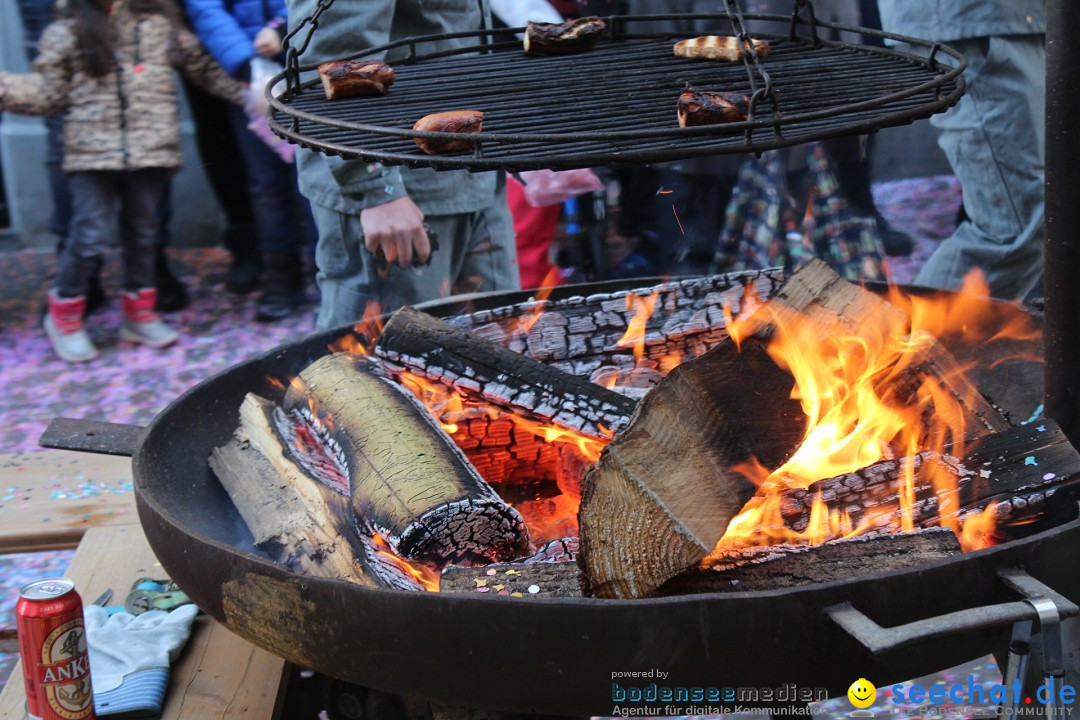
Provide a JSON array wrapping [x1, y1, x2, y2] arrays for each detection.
[[55, 169, 171, 298], [312, 188, 520, 330], [916, 35, 1046, 300]]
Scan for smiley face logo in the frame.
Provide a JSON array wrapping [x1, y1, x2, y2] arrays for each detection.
[[847, 678, 877, 709]]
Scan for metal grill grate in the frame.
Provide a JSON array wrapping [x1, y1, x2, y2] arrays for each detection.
[[268, 13, 964, 171]]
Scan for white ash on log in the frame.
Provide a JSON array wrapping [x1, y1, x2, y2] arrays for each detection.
[[448, 269, 783, 377], [209, 394, 423, 590], [283, 353, 531, 566], [523, 537, 579, 564], [660, 527, 962, 594], [777, 451, 956, 537], [439, 561, 584, 598], [376, 306, 637, 437], [578, 337, 806, 599]]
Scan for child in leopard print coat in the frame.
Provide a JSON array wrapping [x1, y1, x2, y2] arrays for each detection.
[[0, 0, 246, 362]]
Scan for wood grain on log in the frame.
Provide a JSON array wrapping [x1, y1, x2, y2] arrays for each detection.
[[662, 527, 961, 594], [210, 393, 410, 589], [284, 353, 530, 566], [376, 306, 637, 437], [440, 561, 583, 598], [578, 338, 805, 599]]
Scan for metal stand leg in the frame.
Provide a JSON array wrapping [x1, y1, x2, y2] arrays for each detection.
[[1027, 597, 1065, 718], [998, 619, 1033, 719]]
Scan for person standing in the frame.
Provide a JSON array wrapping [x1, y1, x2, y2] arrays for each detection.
[[185, 0, 317, 321], [0, 0, 246, 362], [877, 0, 1046, 300], [286, 0, 520, 329]]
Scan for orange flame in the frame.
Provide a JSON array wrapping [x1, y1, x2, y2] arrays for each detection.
[[716, 270, 1037, 552], [616, 291, 660, 363], [371, 531, 440, 592], [959, 503, 999, 552], [515, 269, 563, 337]]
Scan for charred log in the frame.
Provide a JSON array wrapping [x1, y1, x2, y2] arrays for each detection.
[[284, 353, 531, 567], [376, 306, 636, 437], [578, 338, 805, 599], [440, 561, 584, 598], [209, 393, 422, 590], [661, 527, 962, 594], [448, 269, 783, 377], [775, 420, 1080, 541]]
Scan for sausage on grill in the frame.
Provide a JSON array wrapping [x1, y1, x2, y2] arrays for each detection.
[[673, 35, 770, 61], [318, 60, 396, 100], [677, 86, 750, 127], [413, 110, 484, 154], [523, 16, 607, 55]]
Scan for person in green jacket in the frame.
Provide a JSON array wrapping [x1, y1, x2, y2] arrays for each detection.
[[877, 0, 1046, 300], [286, 0, 521, 329]]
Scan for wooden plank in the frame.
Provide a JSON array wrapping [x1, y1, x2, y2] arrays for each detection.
[[0, 526, 285, 719], [0, 450, 139, 553]]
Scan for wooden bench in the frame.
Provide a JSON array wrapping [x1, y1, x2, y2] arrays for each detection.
[[0, 451, 286, 719]]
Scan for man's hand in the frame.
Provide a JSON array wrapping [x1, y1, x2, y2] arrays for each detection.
[[254, 27, 283, 58], [360, 196, 430, 268]]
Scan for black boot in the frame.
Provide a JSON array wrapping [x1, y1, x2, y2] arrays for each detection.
[[223, 223, 261, 294], [256, 253, 305, 322], [85, 272, 107, 315], [155, 247, 189, 312]]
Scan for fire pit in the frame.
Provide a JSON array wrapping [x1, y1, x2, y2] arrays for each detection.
[[41, 270, 1080, 716]]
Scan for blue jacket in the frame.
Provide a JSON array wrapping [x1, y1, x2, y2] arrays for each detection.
[[878, 0, 1045, 43], [185, 0, 288, 77]]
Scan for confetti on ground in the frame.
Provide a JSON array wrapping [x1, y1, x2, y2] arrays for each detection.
[[1025, 456, 1038, 467]]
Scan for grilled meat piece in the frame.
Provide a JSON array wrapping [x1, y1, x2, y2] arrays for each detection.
[[413, 110, 484, 154], [677, 86, 750, 127], [318, 60, 396, 100], [673, 35, 770, 61], [523, 16, 607, 55]]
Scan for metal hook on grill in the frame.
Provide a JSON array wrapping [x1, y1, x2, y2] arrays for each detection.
[[723, 0, 781, 143], [281, 0, 338, 95]]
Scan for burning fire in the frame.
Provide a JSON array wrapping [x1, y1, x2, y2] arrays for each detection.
[[718, 271, 1038, 553], [371, 531, 441, 592]]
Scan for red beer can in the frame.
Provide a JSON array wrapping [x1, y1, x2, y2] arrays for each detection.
[[16, 578, 96, 720]]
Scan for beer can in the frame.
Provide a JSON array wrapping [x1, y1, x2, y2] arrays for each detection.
[[15, 578, 96, 720]]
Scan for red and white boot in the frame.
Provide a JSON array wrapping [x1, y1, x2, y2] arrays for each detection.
[[44, 289, 99, 363], [121, 288, 179, 348]]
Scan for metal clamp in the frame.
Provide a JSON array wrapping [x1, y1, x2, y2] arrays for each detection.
[[825, 568, 1078, 655]]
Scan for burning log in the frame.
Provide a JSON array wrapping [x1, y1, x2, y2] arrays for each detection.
[[578, 338, 806, 599], [376, 306, 637, 437], [210, 394, 421, 590], [283, 353, 531, 567], [661, 527, 962, 594], [449, 269, 783, 377], [757, 259, 1010, 441], [440, 561, 584, 598], [775, 420, 1080, 543]]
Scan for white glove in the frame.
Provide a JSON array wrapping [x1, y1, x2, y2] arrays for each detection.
[[83, 604, 199, 718]]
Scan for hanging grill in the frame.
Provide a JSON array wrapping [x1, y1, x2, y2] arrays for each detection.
[[267, 3, 965, 171]]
